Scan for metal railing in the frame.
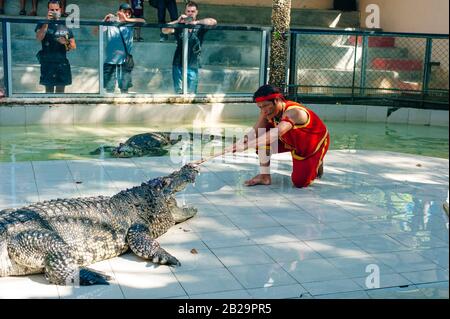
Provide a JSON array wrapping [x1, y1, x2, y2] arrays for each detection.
[[0, 16, 269, 98], [0, 16, 448, 109], [288, 28, 449, 108]]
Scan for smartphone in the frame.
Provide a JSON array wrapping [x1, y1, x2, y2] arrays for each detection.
[[184, 16, 193, 22], [51, 11, 60, 19]]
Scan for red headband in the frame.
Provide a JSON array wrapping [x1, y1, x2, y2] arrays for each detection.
[[255, 93, 285, 103]]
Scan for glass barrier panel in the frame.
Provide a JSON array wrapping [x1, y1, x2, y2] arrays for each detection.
[[102, 25, 176, 94], [188, 28, 261, 94], [10, 21, 99, 94]]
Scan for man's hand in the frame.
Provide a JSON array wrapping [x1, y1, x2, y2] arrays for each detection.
[[103, 13, 115, 22], [117, 11, 128, 22], [178, 14, 188, 23], [57, 37, 68, 45]]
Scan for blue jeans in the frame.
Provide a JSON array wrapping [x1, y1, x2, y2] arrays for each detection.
[[104, 63, 132, 93], [172, 65, 199, 94]]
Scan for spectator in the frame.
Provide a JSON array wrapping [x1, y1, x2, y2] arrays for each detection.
[[102, 3, 145, 93], [157, 0, 178, 42], [35, 0, 76, 93], [126, 0, 145, 42], [21, 0, 66, 16], [162, 1, 216, 94]]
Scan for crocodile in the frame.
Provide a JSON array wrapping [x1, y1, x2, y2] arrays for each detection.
[[90, 132, 179, 158], [91, 131, 227, 158], [0, 164, 200, 286]]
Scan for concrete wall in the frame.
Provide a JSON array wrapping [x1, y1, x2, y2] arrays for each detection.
[[0, 104, 448, 127], [0, 0, 359, 27], [359, 0, 449, 34]]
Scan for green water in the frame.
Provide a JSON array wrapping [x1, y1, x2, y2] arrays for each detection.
[[0, 121, 448, 162]]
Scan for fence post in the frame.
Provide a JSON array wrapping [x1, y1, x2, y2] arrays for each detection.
[[182, 27, 189, 95], [2, 21, 12, 97], [259, 29, 268, 87], [288, 32, 297, 99], [98, 25, 105, 96], [422, 38, 433, 99], [359, 35, 368, 96], [350, 33, 359, 102]]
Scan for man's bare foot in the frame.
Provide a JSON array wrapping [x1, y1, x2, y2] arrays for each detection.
[[244, 174, 271, 186], [317, 163, 324, 179]]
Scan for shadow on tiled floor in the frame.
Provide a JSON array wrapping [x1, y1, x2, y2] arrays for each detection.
[[0, 150, 448, 299]]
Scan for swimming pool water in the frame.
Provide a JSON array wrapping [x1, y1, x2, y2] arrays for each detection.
[[0, 121, 448, 162]]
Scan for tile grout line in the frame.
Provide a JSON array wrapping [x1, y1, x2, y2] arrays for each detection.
[[106, 260, 127, 299], [30, 160, 41, 202]]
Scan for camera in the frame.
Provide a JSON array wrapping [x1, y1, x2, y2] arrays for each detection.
[[50, 11, 61, 19], [184, 16, 194, 23]]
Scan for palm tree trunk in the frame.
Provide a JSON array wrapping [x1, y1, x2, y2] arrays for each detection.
[[269, 0, 291, 89]]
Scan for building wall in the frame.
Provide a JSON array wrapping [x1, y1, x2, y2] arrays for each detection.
[[359, 0, 449, 34]]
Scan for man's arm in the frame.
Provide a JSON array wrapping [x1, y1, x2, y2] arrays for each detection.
[[251, 108, 308, 149], [212, 112, 272, 158], [124, 17, 146, 23], [194, 18, 217, 26], [162, 16, 217, 35], [161, 16, 182, 35], [36, 24, 48, 42], [225, 108, 308, 154], [117, 11, 146, 24], [36, 11, 55, 42], [68, 38, 76, 50], [232, 121, 292, 154]]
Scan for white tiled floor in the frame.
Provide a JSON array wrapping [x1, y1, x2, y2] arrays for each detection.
[[0, 150, 448, 299]]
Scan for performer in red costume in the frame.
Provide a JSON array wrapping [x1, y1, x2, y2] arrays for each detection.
[[222, 84, 330, 188]]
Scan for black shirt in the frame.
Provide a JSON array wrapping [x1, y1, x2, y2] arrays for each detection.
[[35, 23, 74, 60], [173, 27, 208, 68]]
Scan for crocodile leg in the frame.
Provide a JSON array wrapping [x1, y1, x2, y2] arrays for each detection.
[[127, 224, 180, 266], [7, 229, 111, 285], [0, 234, 41, 277]]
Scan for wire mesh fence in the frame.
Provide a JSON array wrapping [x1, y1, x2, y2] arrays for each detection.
[[289, 30, 449, 107], [294, 33, 357, 96], [429, 38, 449, 91]]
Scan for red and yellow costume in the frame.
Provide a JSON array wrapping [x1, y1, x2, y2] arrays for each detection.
[[258, 99, 329, 188]]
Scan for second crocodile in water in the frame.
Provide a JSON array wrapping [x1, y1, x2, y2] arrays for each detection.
[[91, 132, 179, 158]]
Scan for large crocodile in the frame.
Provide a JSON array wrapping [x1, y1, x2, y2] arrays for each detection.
[[0, 164, 200, 286]]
